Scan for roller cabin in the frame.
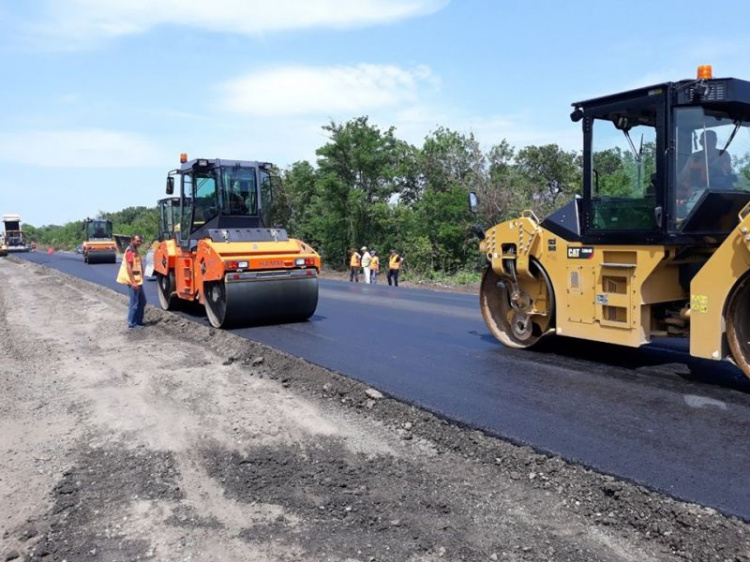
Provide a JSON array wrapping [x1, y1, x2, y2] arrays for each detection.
[[474, 66, 750, 379], [82, 218, 117, 264]]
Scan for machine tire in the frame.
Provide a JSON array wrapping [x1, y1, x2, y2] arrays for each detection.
[[156, 271, 176, 311], [726, 273, 750, 380], [205, 280, 228, 328], [480, 258, 555, 349]]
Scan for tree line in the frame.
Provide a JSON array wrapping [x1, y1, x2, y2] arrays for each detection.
[[26, 116, 584, 276], [271, 117, 581, 276], [25, 206, 160, 253]]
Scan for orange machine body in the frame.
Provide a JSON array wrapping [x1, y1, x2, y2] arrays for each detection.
[[82, 239, 117, 255], [152, 157, 321, 327], [153, 237, 320, 305]]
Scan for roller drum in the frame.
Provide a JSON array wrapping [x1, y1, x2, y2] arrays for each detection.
[[726, 273, 750, 380], [480, 259, 555, 349], [205, 275, 319, 328], [85, 251, 117, 264]]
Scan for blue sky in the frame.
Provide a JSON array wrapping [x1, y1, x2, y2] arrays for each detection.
[[1, 0, 749, 226]]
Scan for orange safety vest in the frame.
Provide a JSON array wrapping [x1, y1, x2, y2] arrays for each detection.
[[350, 253, 361, 267], [389, 254, 402, 270], [116, 246, 143, 285], [370, 256, 379, 272]]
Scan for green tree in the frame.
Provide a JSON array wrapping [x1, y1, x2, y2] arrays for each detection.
[[514, 144, 582, 217], [412, 128, 485, 273], [313, 117, 414, 265]]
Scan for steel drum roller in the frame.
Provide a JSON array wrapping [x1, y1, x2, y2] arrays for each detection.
[[85, 251, 117, 264], [205, 275, 318, 328]]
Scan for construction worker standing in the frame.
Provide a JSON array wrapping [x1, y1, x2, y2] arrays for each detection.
[[360, 246, 372, 285], [116, 234, 146, 329], [370, 250, 380, 284], [387, 249, 403, 287], [349, 248, 361, 282]]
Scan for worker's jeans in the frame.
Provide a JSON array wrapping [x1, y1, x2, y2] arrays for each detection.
[[349, 266, 359, 282], [128, 285, 147, 327], [387, 269, 399, 286], [371, 271, 378, 284]]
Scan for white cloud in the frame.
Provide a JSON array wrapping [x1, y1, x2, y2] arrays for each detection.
[[220, 64, 437, 117], [34, 0, 447, 45], [0, 130, 165, 168]]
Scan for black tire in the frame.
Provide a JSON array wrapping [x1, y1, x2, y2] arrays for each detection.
[[156, 271, 175, 311], [205, 281, 227, 328]]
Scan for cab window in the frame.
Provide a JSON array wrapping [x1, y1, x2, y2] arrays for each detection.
[[180, 175, 193, 238], [590, 104, 658, 231], [194, 172, 218, 226], [673, 107, 750, 224], [221, 167, 258, 216]]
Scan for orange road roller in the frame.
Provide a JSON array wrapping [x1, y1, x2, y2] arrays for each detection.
[[82, 218, 117, 264], [153, 156, 321, 328]]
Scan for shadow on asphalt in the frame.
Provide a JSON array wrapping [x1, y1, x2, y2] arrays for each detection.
[[166, 298, 325, 329], [475, 331, 750, 394]]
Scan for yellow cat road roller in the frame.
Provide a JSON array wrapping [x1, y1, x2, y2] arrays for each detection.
[[82, 218, 117, 264], [153, 155, 321, 328], [472, 66, 750, 379]]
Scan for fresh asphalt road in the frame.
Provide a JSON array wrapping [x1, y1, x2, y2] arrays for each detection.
[[16, 251, 750, 520]]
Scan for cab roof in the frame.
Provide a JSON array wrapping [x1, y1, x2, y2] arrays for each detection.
[[572, 77, 750, 110], [178, 158, 271, 172]]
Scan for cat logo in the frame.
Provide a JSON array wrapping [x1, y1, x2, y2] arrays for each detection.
[[567, 246, 594, 259]]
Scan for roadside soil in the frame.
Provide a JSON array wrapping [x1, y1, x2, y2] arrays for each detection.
[[0, 257, 748, 562]]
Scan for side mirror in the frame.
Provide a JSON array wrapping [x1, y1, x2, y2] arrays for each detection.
[[470, 225, 486, 240], [614, 116, 631, 132], [269, 175, 280, 195], [166, 176, 174, 195], [264, 175, 280, 206], [468, 191, 479, 214]]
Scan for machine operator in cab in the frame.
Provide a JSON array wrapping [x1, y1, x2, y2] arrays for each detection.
[[677, 129, 734, 214]]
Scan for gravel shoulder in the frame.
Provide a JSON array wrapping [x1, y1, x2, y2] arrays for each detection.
[[0, 258, 748, 562]]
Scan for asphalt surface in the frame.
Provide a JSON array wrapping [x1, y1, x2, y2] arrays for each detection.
[[15, 250, 750, 521]]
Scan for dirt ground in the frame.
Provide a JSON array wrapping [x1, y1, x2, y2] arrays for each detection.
[[0, 258, 748, 562]]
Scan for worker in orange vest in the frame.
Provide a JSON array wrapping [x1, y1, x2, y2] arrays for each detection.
[[116, 234, 146, 329], [370, 250, 380, 284], [349, 248, 361, 282], [387, 249, 403, 287]]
